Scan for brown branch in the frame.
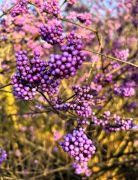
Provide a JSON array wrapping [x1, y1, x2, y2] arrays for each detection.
[[84, 49, 138, 68], [0, 83, 12, 89]]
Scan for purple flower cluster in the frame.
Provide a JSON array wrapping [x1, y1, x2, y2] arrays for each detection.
[[12, 51, 60, 100], [11, 0, 28, 17], [48, 32, 86, 79], [40, 20, 64, 45], [43, 0, 60, 17], [0, 148, 7, 165]]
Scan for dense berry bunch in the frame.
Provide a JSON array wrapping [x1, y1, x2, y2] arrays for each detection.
[[0, 148, 7, 165], [11, 0, 28, 17], [48, 32, 86, 79], [12, 51, 60, 100], [40, 20, 64, 45], [59, 127, 96, 163], [43, 0, 60, 17]]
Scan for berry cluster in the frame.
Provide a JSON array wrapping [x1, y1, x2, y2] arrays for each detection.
[[40, 20, 64, 45], [91, 111, 135, 132], [11, 0, 28, 17], [0, 148, 7, 165], [55, 101, 92, 118], [48, 32, 86, 79], [77, 119, 90, 131], [93, 73, 113, 84], [43, 0, 60, 17], [114, 83, 135, 97], [70, 102, 92, 118], [92, 112, 109, 127], [105, 115, 134, 132], [72, 162, 92, 177], [72, 84, 98, 101], [59, 128, 96, 163], [12, 51, 60, 100]]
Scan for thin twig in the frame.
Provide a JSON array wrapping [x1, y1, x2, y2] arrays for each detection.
[[62, 94, 76, 103], [38, 91, 59, 114], [59, 17, 97, 33], [8, 110, 50, 117], [0, 3, 18, 18], [84, 49, 138, 68], [0, 83, 12, 89]]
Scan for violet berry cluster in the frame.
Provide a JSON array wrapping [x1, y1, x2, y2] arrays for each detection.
[[72, 84, 99, 101], [55, 82, 104, 118], [11, 0, 28, 17], [48, 32, 86, 79], [12, 51, 60, 100], [69, 101, 92, 118], [40, 20, 64, 45], [91, 111, 135, 132], [114, 81, 136, 97], [105, 114, 135, 132], [72, 162, 92, 176], [55, 101, 92, 118], [59, 127, 96, 175], [42, 0, 60, 17]]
